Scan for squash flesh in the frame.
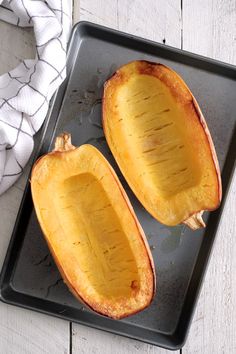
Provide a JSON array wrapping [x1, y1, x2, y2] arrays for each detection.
[[31, 139, 155, 319], [57, 173, 139, 298], [117, 75, 201, 197], [103, 61, 221, 226]]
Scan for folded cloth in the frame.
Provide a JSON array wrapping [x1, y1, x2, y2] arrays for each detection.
[[0, 0, 71, 195]]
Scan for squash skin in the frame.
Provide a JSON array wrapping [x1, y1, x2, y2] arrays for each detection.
[[103, 61, 222, 229], [31, 133, 155, 319]]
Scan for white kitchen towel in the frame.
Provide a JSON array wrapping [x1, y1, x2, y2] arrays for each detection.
[[0, 0, 71, 195]]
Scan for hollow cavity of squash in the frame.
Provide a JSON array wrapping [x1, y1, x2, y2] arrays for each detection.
[[31, 134, 155, 319], [103, 61, 221, 228]]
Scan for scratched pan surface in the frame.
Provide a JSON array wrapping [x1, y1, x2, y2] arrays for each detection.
[[0, 22, 236, 350]]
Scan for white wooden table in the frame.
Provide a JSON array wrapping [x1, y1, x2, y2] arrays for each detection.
[[0, 1, 235, 353]]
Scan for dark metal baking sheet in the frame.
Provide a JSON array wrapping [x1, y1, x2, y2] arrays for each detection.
[[0, 22, 235, 350]]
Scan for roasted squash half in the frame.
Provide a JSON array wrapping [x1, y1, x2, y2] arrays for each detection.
[[103, 61, 222, 229], [31, 133, 155, 319]]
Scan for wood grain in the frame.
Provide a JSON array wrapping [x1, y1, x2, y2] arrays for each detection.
[[183, 1, 236, 353], [183, 0, 236, 63], [72, 324, 173, 354], [0, 303, 69, 354], [79, 0, 181, 47]]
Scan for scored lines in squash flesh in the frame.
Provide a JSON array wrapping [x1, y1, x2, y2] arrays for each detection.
[[120, 85, 199, 196], [60, 173, 140, 297]]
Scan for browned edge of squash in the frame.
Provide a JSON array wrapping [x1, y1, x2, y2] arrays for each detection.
[[31, 133, 156, 319], [102, 61, 222, 230]]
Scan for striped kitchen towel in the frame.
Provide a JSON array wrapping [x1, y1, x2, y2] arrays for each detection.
[[0, 0, 71, 195]]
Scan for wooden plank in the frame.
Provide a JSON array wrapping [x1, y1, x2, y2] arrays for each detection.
[[183, 0, 236, 62], [73, 0, 80, 24], [0, 303, 69, 354], [79, 0, 181, 47], [71, 1, 181, 353], [183, 1, 236, 353], [72, 324, 174, 354], [0, 16, 70, 354]]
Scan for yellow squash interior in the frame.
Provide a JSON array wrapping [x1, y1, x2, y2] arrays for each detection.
[[31, 143, 154, 319], [103, 61, 220, 226], [58, 173, 139, 298], [118, 75, 201, 197]]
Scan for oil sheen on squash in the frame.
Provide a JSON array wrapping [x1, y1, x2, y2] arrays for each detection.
[[103, 61, 221, 227], [31, 134, 155, 319]]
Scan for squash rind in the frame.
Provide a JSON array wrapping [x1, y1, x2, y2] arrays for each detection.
[[103, 61, 222, 228], [31, 133, 155, 319]]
